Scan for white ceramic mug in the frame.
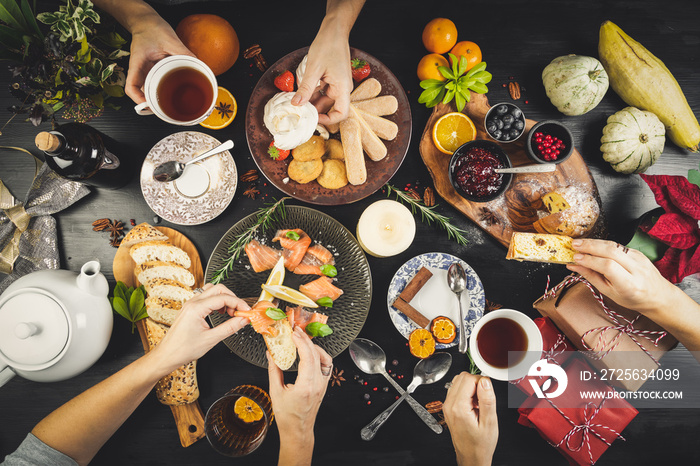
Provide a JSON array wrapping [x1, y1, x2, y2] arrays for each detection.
[[469, 308, 543, 381], [134, 55, 217, 125]]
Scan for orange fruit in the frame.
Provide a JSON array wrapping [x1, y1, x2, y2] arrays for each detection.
[[417, 53, 450, 82], [430, 316, 456, 344], [422, 18, 458, 54], [234, 396, 264, 423], [409, 329, 436, 359], [449, 41, 482, 71], [200, 86, 237, 129], [432, 112, 477, 154], [176, 14, 240, 76]]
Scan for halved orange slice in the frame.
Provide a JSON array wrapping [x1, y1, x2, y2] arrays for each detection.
[[432, 112, 476, 154], [234, 396, 264, 423], [200, 86, 237, 130], [430, 316, 456, 344], [408, 328, 436, 359]]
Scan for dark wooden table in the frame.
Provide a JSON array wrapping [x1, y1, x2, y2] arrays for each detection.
[[2, 1, 699, 464]]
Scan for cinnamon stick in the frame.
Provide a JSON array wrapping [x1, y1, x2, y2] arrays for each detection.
[[399, 267, 433, 302], [392, 297, 430, 328]]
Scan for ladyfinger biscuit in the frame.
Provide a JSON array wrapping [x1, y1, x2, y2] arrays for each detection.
[[352, 95, 398, 116], [353, 107, 398, 141], [350, 78, 381, 102], [350, 106, 387, 162], [339, 118, 366, 185]]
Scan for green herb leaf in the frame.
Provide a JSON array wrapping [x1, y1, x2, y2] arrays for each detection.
[[626, 229, 667, 262], [458, 56, 468, 77], [114, 282, 127, 303], [129, 288, 145, 315], [37, 12, 59, 25], [418, 86, 444, 104], [320, 264, 337, 277], [437, 65, 454, 80], [316, 297, 334, 308], [466, 61, 487, 77], [285, 230, 300, 241], [472, 71, 492, 84], [467, 348, 481, 375], [419, 78, 444, 90], [454, 92, 466, 113], [688, 169, 700, 188], [0, 0, 29, 32], [265, 307, 286, 321], [427, 88, 446, 108], [111, 296, 130, 321], [306, 322, 333, 338], [442, 87, 456, 105], [450, 53, 459, 76], [20, 0, 41, 38], [470, 82, 489, 94]]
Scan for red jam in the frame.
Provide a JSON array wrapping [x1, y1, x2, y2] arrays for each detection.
[[453, 147, 505, 197]]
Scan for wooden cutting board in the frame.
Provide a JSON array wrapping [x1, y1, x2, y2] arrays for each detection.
[[418, 94, 606, 247], [113, 227, 206, 447]]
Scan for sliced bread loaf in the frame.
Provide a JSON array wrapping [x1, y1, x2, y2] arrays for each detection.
[[130, 241, 191, 269], [146, 296, 183, 326], [135, 261, 195, 287], [143, 277, 194, 303], [263, 319, 297, 371], [506, 232, 575, 264], [121, 223, 168, 248]]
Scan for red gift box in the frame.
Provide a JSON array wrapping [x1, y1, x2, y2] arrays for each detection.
[[518, 358, 638, 465], [512, 316, 576, 395]]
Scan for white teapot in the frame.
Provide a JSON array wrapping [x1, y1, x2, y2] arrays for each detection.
[[0, 261, 113, 386]]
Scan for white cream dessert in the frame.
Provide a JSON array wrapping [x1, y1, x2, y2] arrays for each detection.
[[263, 92, 318, 150], [295, 55, 321, 88]]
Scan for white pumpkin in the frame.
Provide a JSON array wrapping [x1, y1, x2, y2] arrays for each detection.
[[542, 55, 609, 116], [600, 107, 666, 174]]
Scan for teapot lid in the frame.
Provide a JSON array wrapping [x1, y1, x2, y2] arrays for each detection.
[[0, 288, 70, 369]]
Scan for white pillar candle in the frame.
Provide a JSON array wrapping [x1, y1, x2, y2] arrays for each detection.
[[356, 200, 416, 258]]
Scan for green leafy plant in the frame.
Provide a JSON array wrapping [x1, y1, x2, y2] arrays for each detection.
[[316, 297, 333, 308], [306, 322, 333, 338], [418, 55, 492, 111], [265, 307, 286, 321], [110, 281, 148, 333], [0, 0, 129, 125], [320, 264, 337, 277]]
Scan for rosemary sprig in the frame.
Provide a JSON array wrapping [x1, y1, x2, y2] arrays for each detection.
[[385, 184, 469, 246], [467, 348, 481, 375], [210, 197, 290, 284]]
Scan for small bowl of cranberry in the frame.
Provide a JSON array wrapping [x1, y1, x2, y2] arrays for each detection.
[[484, 103, 526, 143], [526, 121, 574, 164], [448, 140, 512, 203]]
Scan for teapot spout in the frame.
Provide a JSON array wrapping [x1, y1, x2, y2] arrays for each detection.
[[76, 261, 109, 297]]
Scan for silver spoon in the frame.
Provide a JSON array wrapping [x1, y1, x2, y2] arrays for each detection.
[[495, 164, 556, 174], [447, 263, 469, 354], [360, 352, 451, 441], [349, 338, 443, 435], [153, 139, 234, 182]]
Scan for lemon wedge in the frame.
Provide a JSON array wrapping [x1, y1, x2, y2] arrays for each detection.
[[259, 257, 285, 302], [261, 284, 318, 308]]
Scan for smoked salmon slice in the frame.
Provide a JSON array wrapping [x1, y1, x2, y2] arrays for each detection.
[[299, 276, 343, 302], [293, 244, 335, 275], [234, 300, 279, 336], [273, 229, 312, 271], [245, 240, 282, 273], [286, 306, 328, 335]]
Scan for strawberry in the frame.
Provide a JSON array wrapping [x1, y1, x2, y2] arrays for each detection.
[[351, 58, 370, 82], [268, 142, 290, 161], [274, 70, 294, 92]]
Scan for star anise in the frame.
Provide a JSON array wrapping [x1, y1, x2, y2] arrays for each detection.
[[330, 367, 345, 387], [106, 220, 124, 237], [485, 299, 503, 312], [214, 101, 233, 119], [93, 219, 125, 247], [109, 235, 122, 248], [243, 185, 260, 199], [478, 207, 499, 226]]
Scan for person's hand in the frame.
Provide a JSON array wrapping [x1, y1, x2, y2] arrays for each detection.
[[292, 28, 352, 126], [125, 13, 194, 104], [566, 238, 677, 314], [268, 327, 332, 447], [443, 373, 498, 466], [151, 284, 250, 373]]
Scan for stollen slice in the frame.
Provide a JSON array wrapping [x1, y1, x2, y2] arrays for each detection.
[[506, 232, 575, 264]]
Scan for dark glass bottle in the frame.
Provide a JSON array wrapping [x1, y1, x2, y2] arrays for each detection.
[[35, 123, 133, 189]]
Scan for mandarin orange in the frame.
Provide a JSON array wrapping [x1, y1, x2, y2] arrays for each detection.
[[417, 53, 450, 81], [422, 18, 458, 54], [176, 14, 240, 76], [449, 41, 482, 70]]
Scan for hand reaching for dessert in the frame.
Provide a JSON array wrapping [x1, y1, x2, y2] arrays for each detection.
[[268, 326, 332, 466], [152, 284, 250, 374], [443, 373, 498, 466]]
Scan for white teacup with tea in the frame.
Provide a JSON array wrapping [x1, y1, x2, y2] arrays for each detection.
[[469, 309, 543, 381], [134, 55, 217, 126]]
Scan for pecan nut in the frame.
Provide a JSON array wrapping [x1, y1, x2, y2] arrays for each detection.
[[405, 188, 421, 201], [425, 400, 443, 414], [508, 81, 521, 100], [423, 187, 436, 207], [92, 218, 111, 231], [244, 44, 268, 72], [240, 169, 260, 183]]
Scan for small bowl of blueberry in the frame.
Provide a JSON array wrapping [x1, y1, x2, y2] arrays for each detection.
[[484, 103, 525, 143], [448, 140, 513, 203], [525, 120, 574, 164]]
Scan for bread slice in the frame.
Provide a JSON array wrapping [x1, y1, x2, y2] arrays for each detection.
[[144, 318, 199, 405], [121, 223, 168, 248], [146, 296, 183, 326], [533, 186, 599, 238], [263, 319, 297, 371], [130, 241, 191, 269], [506, 232, 575, 264], [135, 261, 195, 287], [143, 277, 194, 303]]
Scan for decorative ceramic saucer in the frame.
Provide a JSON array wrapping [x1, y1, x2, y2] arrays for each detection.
[[140, 132, 236, 225]]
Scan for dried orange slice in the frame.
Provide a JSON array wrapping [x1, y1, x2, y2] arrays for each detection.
[[408, 328, 436, 359], [200, 86, 237, 130], [430, 316, 456, 344], [432, 112, 476, 154], [234, 396, 264, 423]]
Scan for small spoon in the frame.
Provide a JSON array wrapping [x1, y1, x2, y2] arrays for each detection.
[[495, 164, 556, 174], [153, 139, 234, 182], [360, 352, 451, 441], [447, 263, 468, 354], [349, 338, 443, 435]]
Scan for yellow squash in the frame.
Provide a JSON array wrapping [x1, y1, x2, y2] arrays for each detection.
[[598, 20, 700, 152]]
